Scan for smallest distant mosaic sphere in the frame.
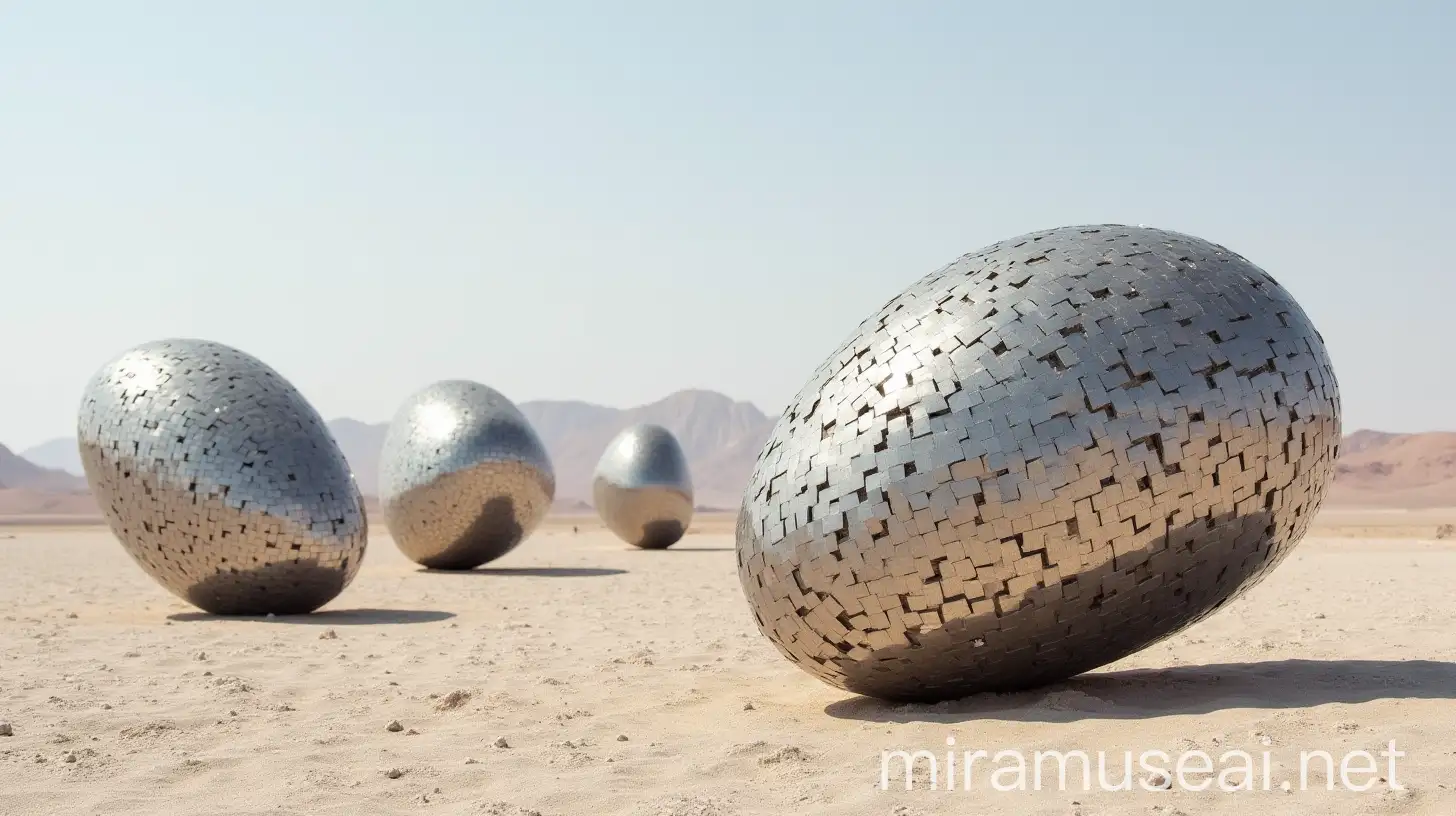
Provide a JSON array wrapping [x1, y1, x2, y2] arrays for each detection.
[[593, 424, 694, 549], [379, 380, 555, 570]]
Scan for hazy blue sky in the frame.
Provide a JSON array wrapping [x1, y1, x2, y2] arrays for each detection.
[[2, 1, 1452, 450]]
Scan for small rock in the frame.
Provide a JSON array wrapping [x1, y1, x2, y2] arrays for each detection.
[[62, 752, 78, 763], [385, 767, 403, 779], [319, 629, 338, 640], [743, 701, 755, 711], [1147, 771, 1172, 790], [66, 612, 78, 619], [493, 736, 510, 748], [617, 734, 629, 742], [195, 651, 207, 660], [464, 757, 479, 765], [406, 729, 420, 736], [1313, 613, 1326, 619], [101, 704, 112, 710], [386, 720, 404, 732], [0, 722, 12, 737], [436, 689, 472, 711], [758, 745, 809, 765]]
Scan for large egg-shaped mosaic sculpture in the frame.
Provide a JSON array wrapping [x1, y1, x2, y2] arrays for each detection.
[[593, 424, 694, 549], [736, 225, 1341, 702], [77, 339, 368, 615], [379, 380, 555, 569]]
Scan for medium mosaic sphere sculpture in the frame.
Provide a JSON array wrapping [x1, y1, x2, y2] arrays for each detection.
[[77, 339, 368, 615], [593, 424, 694, 549], [736, 225, 1341, 702], [379, 380, 555, 569]]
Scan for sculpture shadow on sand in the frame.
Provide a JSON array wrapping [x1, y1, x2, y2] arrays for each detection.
[[167, 608, 456, 625], [416, 566, 627, 578], [822, 658, 1456, 723]]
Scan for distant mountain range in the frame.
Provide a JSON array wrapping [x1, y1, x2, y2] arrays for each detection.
[[10, 400, 1456, 513], [0, 442, 87, 492], [13, 389, 778, 510], [1327, 430, 1456, 508]]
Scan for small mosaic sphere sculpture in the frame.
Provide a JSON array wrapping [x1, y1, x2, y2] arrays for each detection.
[[593, 424, 694, 549], [379, 380, 555, 570], [736, 225, 1341, 702], [77, 339, 368, 615]]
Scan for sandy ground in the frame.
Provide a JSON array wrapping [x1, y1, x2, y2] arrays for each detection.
[[1, 515, 1453, 815]]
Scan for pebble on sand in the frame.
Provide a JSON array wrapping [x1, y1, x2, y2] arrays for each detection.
[[385, 768, 403, 779], [493, 736, 510, 748], [386, 720, 404, 733], [0, 722, 12, 736], [435, 689, 472, 711]]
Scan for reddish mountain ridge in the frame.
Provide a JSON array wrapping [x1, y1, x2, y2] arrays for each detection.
[[1328, 430, 1456, 508]]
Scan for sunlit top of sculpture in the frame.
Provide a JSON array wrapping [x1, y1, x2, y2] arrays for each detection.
[[593, 424, 694, 549], [379, 380, 555, 569], [736, 224, 1341, 701], [76, 338, 367, 615]]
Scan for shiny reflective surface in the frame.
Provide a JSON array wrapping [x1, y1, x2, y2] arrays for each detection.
[[736, 225, 1341, 702], [593, 424, 694, 549], [77, 339, 367, 615], [380, 380, 555, 569]]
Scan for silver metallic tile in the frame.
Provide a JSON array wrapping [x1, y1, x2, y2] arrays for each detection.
[[379, 380, 554, 569], [77, 339, 368, 615], [593, 424, 694, 549], [736, 225, 1341, 702]]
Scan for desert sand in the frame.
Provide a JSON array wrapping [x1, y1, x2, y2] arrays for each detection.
[[1, 512, 1452, 815]]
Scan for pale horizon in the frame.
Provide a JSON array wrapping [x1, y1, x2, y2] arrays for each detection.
[[4, 2, 1453, 450]]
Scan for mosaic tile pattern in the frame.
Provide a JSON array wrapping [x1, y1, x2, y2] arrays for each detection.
[[593, 424, 695, 549], [736, 225, 1341, 702], [379, 380, 555, 570], [77, 339, 368, 615]]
